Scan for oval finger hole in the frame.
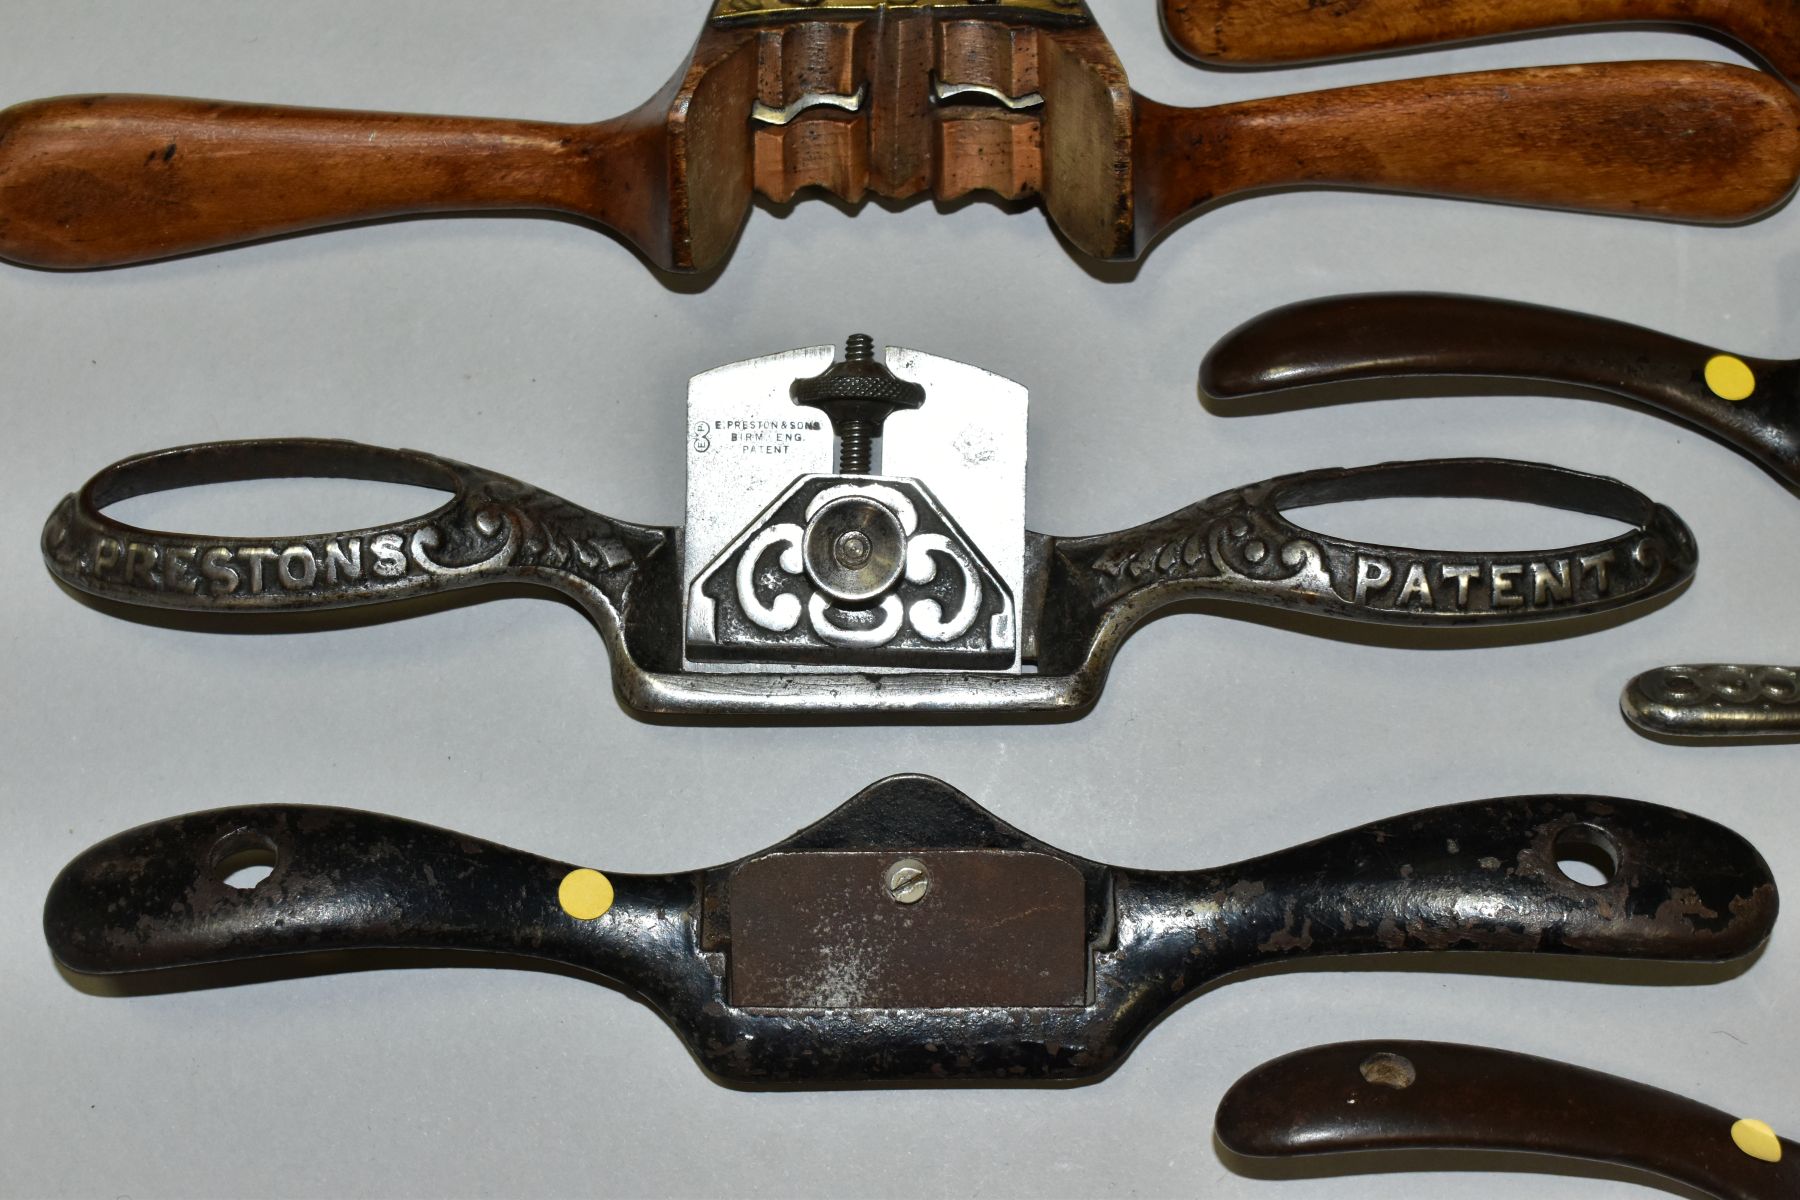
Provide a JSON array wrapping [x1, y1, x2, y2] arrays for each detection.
[[1281, 495, 1631, 553], [106, 477, 453, 538]]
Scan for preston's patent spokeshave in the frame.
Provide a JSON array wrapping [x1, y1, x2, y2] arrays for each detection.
[[41, 339, 1699, 717], [45, 775, 1779, 1086]]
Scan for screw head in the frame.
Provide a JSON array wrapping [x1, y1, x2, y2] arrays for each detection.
[[834, 530, 873, 570], [803, 495, 905, 605], [884, 857, 930, 904]]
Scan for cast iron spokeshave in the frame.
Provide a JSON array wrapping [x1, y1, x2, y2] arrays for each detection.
[[40, 339, 1698, 716], [45, 776, 1779, 1086]]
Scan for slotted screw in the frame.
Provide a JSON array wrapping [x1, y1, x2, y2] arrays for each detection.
[[884, 857, 930, 904]]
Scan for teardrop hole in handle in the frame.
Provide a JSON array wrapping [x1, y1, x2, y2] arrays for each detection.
[[209, 828, 281, 891], [1552, 824, 1620, 887]]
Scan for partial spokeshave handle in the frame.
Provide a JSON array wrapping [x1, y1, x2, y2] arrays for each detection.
[[1202, 292, 1800, 489], [1218, 1040, 1797, 1199], [1162, 0, 1800, 86]]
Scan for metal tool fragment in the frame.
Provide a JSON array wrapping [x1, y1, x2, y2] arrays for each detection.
[[1623, 665, 1800, 740], [39, 342, 1699, 717], [43, 776, 1779, 1086]]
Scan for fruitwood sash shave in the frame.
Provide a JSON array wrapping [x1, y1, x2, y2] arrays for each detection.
[[1217, 1041, 1797, 1199], [44, 777, 1778, 1086], [2, 2, 1798, 270], [40, 340, 1696, 718]]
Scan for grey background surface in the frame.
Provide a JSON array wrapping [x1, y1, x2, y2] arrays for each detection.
[[1, 2, 1794, 1197]]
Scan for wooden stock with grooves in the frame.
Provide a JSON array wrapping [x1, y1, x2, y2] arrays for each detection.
[[1164, 0, 1800, 84], [0, 6, 1797, 270]]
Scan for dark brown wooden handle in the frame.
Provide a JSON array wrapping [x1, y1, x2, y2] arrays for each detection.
[[1217, 1040, 1800, 1199], [1163, 0, 1800, 84], [0, 94, 680, 269], [1132, 61, 1800, 254], [1200, 293, 1800, 488]]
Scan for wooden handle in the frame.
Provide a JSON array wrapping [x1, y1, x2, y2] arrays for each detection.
[[1200, 293, 1800, 487], [1163, 0, 1800, 84], [0, 94, 681, 269], [1132, 61, 1800, 253], [1217, 1040, 1800, 1200]]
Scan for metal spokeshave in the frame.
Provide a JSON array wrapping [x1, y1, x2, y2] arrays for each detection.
[[44, 776, 1778, 1086], [42, 340, 1698, 717]]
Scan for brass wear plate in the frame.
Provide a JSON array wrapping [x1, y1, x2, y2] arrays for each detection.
[[713, 0, 1091, 24], [728, 850, 1088, 1009]]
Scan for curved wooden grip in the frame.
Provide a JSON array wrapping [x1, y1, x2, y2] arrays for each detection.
[[1200, 293, 1800, 487], [1217, 1041, 1800, 1199], [1132, 61, 1800, 252], [0, 94, 676, 269], [1163, 0, 1800, 84]]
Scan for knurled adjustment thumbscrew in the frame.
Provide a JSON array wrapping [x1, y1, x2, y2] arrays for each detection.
[[791, 334, 926, 474]]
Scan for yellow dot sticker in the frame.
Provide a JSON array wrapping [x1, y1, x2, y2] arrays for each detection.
[[1731, 1117, 1783, 1163], [1704, 354, 1757, 402], [558, 868, 615, 921]]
